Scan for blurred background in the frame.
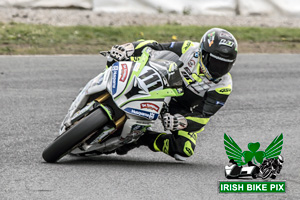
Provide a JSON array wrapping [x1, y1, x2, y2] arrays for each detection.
[[0, 0, 299, 54], [1, 0, 300, 17]]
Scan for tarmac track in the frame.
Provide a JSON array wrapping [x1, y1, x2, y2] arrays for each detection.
[[0, 54, 300, 199]]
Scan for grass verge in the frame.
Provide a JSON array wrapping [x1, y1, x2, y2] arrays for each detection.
[[0, 22, 299, 54]]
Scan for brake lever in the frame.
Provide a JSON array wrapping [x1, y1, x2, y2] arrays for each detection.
[[99, 50, 118, 62], [99, 51, 109, 57]]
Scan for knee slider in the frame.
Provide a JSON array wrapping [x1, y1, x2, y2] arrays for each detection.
[[174, 140, 195, 161]]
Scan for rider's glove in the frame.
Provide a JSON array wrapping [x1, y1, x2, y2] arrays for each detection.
[[163, 113, 188, 131], [110, 43, 134, 61]]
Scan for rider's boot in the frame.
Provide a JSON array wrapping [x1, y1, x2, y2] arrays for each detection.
[[270, 174, 277, 179], [116, 142, 139, 155], [116, 130, 160, 155]]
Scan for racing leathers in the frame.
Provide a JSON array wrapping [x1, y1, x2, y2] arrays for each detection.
[[108, 40, 232, 161]]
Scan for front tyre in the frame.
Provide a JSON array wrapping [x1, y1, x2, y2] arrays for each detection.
[[42, 108, 109, 163]]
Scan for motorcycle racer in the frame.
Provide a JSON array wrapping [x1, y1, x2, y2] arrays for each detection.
[[260, 155, 284, 179], [107, 28, 238, 161]]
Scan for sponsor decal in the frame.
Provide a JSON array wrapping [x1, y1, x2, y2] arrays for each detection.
[[176, 88, 183, 94], [219, 88, 232, 94], [220, 31, 233, 40], [188, 59, 196, 68], [219, 133, 285, 193], [199, 62, 213, 80], [133, 62, 141, 72], [124, 108, 158, 120], [183, 41, 192, 51], [207, 31, 215, 47], [119, 63, 128, 82], [130, 56, 140, 62], [112, 63, 119, 95], [194, 51, 199, 58], [219, 39, 234, 48], [140, 103, 159, 112]]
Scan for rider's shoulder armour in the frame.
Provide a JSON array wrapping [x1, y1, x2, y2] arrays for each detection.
[[178, 42, 232, 97]]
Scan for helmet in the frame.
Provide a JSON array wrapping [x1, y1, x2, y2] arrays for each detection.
[[199, 28, 238, 81], [277, 155, 284, 164]]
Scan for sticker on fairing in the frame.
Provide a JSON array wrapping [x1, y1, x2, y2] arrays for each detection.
[[194, 52, 199, 58], [124, 107, 158, 120], [140, 102, 159, 112], [112, 63, 119, 95], [119, 64, 128, 82]]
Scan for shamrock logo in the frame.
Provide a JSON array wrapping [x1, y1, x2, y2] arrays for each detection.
[[224, 133, 283, 166]]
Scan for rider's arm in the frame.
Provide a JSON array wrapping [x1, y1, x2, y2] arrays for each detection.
[[131, 40, 184, 57], [181, 88, 231, 133], [106, 40, 189, 67]]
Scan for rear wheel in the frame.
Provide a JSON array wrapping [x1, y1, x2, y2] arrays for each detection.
[[261, 168, 272, 179], [252, 172, 258, 179], [42, 108, 109, 163]]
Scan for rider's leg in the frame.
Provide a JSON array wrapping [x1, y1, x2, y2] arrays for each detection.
[[144, 128, 204, 161], [115, 125, 204, 159], [115, 130, 159, 155]]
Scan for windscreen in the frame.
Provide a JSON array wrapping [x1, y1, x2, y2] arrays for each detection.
[[148, 50, 182, 88]]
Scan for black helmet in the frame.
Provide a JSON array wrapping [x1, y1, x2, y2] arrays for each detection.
[[199, 28, 238, 81]]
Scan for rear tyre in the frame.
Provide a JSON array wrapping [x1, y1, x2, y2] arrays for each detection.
[[261, 168, 272, 179], [42, 108, 109, 163], [252, 172, 258, 179]]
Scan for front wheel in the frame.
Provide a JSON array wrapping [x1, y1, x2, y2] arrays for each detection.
[[42, 108, 109, 163]]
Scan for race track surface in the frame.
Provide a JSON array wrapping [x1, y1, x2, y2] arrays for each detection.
[[0, 55, 299, 199]]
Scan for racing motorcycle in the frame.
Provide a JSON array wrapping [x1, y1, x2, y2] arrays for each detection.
[[42, 47, 183, 163], [259, 156, 284, 179]]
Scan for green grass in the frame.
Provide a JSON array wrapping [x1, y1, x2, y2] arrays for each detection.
[[0, 22, 299, 54]]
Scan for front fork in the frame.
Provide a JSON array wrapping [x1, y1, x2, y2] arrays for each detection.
[[93, 92, 127, 140], [95, 92, 123, 126], [70, 92, 150, 154], [74, 91, 160, 154], [66, 91, 126, 144]]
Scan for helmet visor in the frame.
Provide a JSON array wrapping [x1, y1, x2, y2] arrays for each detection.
[[208, 54, 233, 78], [199, 49, 234, 80]]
